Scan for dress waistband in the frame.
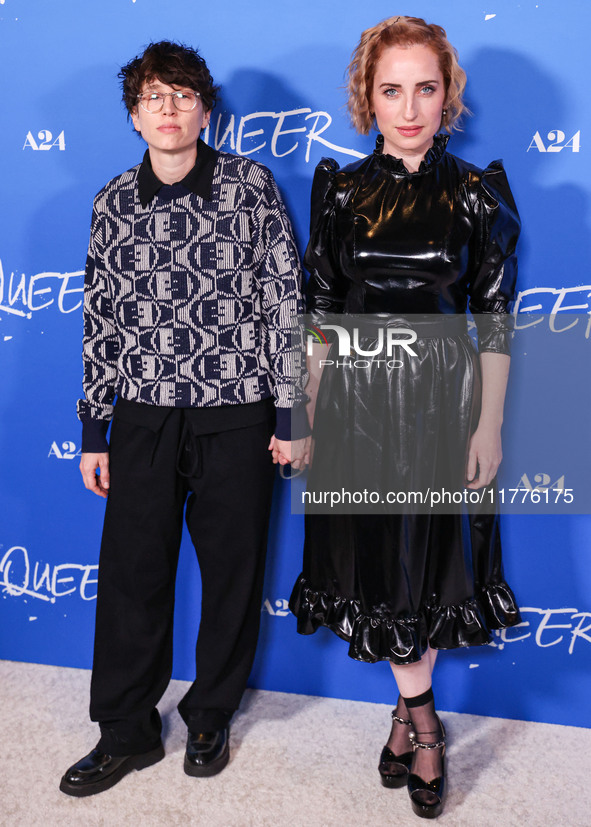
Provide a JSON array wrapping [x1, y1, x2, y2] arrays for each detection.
[[345, 314, 469, 338]]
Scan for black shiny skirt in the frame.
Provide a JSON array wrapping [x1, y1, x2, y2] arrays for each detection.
[[289, 317, 521, 664]]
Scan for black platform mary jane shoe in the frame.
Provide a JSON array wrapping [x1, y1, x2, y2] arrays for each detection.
[[378, 710, 414, 788], [406, 725, 446, 819]]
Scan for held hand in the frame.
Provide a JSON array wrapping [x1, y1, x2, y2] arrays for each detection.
[[80, 452, 110, 498], [465, 424, 502, 489], [268, 436, 311, 470]]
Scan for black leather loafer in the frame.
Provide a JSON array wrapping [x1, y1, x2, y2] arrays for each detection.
[[184, 727, 229, 777], [59, 743, 165, 797]]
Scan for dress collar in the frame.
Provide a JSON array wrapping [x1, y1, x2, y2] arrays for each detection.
[[372, 132, 450, 174], [137, 138, 218, 207]]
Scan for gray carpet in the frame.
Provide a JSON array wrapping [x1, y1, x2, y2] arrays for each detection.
[[1, 659, 589, 826]]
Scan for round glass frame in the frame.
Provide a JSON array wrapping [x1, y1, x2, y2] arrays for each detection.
[[137, 90, 201, 113]]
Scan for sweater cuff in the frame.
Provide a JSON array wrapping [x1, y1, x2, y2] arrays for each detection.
[[275, 405, 310, 441], [81, 418, 110, 453]]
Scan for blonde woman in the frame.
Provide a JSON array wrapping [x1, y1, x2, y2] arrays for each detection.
[[290, 16, 521, 819]]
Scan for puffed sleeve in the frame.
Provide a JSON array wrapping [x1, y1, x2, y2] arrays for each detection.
[[469, 161, 521, 354], [304, 158, 348, 315]]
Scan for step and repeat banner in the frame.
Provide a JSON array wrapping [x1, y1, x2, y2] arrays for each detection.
[[1, 0, 590, 729]]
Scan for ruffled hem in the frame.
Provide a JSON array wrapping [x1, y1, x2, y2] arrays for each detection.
[[289, 575, 522, 664]]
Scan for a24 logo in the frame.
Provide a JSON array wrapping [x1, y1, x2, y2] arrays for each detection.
[[23, 130, 66, 151], [262, 598, 290, 616], [527, 130, 580, 153], [48, 441, 81, 460], [516, 472, 565, 490]]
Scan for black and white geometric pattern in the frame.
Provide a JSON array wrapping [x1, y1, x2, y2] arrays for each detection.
[[77, 152, 304, 429]]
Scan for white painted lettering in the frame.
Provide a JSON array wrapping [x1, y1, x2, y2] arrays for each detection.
[[0, 259, 84, 320], [497, 620, 532, 644], [236, 112, 272, 156], [57, 271, 84, 313], [213, 113, 236, 151], [270, 109, 308, 158], [51, 564, 81, 597], [28, 273, 55, 311], [534, 608, 577, 648], [203, 107, 365, 162], [0, 546, 98, 603], [569, 613, 591, 653], [80, 566, 99, 601]]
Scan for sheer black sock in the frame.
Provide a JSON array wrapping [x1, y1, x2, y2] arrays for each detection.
[[386, 694, 412, 756], [396, 695, 409, 720], [403, 688, 445, 806]]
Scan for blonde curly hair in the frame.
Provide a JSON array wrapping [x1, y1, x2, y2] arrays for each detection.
[[346, 16, 467, 134]]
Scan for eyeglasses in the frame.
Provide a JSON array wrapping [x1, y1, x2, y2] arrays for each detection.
[[137, 90, 201, 113]]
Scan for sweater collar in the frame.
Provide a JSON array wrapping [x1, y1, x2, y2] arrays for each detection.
[[372, 132, 450, 174], [137, 138, 218, 207]]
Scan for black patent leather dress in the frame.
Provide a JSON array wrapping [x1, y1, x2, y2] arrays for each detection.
[[289, 134, 522, 664]]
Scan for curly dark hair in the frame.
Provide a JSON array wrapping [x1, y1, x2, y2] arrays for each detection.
[[119, 40, 220, 116]]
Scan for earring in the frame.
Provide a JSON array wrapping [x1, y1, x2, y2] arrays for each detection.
[[442, 109, 448, 116]]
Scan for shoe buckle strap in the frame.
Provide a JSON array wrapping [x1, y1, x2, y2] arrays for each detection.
[[408, 730, 446, 751]]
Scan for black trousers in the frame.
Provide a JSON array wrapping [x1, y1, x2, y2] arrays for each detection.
[[89, 401, 275, 755]]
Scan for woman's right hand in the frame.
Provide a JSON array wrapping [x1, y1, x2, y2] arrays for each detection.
[[465, 424, 502, 489]]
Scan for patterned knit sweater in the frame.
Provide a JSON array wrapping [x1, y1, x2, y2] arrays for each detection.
[[77, 141, 304, 451]]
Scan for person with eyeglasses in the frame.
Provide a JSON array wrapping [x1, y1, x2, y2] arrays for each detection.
[[60, 40, 309, 797]]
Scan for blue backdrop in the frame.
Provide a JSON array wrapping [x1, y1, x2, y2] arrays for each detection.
[[1, 0, 590, 729]]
